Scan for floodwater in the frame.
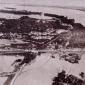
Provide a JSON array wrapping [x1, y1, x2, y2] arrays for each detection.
[[12, 53, 85, 85], [0, 5, 85, 25], [0, 50, 85, 85]]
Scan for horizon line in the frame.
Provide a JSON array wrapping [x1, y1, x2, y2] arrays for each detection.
[[0, 3, 85, 8]]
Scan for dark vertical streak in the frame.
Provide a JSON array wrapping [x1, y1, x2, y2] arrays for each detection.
[[4, 74, 15, 85]]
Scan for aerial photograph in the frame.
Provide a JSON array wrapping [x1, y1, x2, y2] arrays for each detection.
[[0, 0, 85, 85]]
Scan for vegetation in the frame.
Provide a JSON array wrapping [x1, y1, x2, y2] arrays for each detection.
[[0, 15, 85, 49], [0, 15, 76, 34], [52, 70, 84, 85]]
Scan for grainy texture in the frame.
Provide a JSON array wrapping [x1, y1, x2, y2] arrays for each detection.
[[0, 1, 85, 85]]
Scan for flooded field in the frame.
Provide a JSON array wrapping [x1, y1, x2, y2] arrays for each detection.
[[0, 52, 85, 85]]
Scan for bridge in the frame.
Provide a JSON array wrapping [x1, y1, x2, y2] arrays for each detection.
[[0, 48, 85, 56]]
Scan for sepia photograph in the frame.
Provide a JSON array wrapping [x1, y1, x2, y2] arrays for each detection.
[[0, 0, 85, 85]]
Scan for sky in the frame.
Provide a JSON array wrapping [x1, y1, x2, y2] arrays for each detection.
[[0, 0, 85, 7]]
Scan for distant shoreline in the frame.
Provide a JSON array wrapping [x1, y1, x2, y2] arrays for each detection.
[[0, 3, 85, 11]]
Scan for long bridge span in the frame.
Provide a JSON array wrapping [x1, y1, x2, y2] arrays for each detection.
[[0, 48, 85, 56]]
